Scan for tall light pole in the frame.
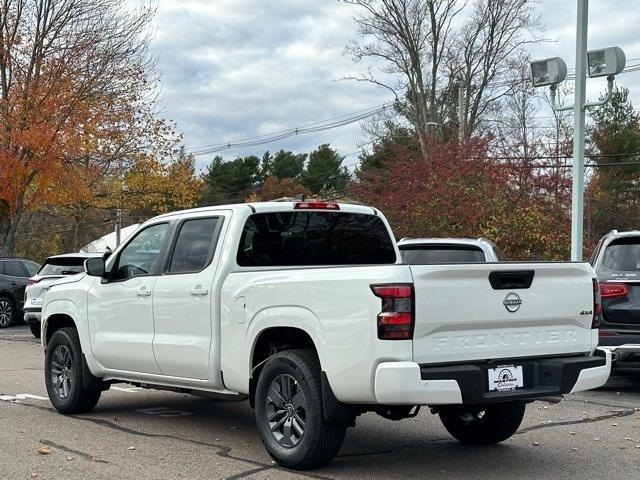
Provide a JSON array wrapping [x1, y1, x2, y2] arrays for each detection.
[[571, 0, 588, 261], [530, 0, 625, 261]]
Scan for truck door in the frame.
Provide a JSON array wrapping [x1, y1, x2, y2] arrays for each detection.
[[88, 222, 170, 374], [152, 216, 223, 380]]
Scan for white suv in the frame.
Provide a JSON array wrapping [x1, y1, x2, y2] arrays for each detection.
[[398, 237, 506, 263], [24, 253, 102, 337]]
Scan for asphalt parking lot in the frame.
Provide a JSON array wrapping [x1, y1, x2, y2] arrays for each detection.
[[1, 324, 639, 480]]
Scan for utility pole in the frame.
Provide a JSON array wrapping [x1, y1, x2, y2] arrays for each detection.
[[571, 0, 588, 261], [458, 83, 465, 141], [115, 208, 122, 247]]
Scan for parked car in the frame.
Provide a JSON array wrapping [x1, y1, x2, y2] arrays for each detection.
[[590, 229, 640, 368], [0, 257, 41, 328], [24, 253, 103, 338], [41, 201, 610, 469], [397, 237, 506, 264]]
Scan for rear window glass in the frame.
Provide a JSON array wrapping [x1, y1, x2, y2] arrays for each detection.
[[39, 258, 88, 276], [399, 245, 486, 264], [237, 211, 396, 267], [601, 237, 640, 272]]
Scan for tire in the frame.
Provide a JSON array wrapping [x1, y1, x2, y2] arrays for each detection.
[[44, 327, 101, 414], [255, 349, 346, 470], [438, 401, 526, 445], [0, 296, 14, 328], [29, 321, 41, 338]]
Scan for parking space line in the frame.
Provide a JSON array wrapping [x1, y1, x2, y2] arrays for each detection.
[[111, 386, 143, 393], [0, 393, 48, 402]]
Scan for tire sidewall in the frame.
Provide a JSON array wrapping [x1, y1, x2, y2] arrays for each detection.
[[439, 401, 526, 445], [29, 321, 41, 338], [45, 329, 83, 412], [255, 354, 320, 466]]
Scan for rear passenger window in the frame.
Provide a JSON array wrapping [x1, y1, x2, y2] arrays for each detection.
[[237, 211, 396, 267], [169, 218, 219, 273], [3, 261, 26, 277]]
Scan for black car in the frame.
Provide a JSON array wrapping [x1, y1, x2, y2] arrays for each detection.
[[590, 230, 640, 368], [0, 257, 41, 328]]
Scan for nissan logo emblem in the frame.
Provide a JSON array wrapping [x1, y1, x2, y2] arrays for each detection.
[[503, 292, 522, 313]]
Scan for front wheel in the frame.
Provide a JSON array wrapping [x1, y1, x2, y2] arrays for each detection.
[[255, 350, 346, 470], [45, 327, 101, 414], [438, 401, 526, 445]]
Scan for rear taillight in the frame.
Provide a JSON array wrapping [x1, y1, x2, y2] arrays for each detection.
[[599, 282, 629, 299], [27, 278, 40, 286], [599, 331, 617, 337], [371, 284, 414, 340], [293, 201, 340, 210], [592, 279, 601, 329]]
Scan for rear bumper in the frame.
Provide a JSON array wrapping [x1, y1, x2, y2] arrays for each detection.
[[599, 344, 640, 367], [374, 350, 611, 406]]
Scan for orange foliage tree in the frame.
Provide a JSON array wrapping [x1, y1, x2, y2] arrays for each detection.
[[0, 0, 171, 255]]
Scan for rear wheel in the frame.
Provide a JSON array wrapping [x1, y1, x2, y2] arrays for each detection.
[[0, 297, 14, 328], [29, 321, 41, 338], [438, 401, 526, 445], [45, 327, 101, 414], [255, 350, 346, 470]]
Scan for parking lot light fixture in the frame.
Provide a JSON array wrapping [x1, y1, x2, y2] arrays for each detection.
[[587, 46, 626, 78], [530, 57, 568, 88]]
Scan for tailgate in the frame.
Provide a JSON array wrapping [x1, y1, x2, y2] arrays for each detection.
[[411, 263, 596, 364]]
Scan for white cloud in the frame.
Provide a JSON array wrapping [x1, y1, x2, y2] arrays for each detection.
[[148, 0, 640, 171]]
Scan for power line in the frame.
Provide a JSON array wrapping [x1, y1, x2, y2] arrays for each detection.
[[189, 104, 393, 157]]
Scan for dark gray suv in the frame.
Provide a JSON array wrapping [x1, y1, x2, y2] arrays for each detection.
[[590, 230, 640, 368]]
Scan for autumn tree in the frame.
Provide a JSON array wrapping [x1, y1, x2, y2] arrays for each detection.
[[586, 87, 640, 242], [0, 0, 159, 255], [256, 176, 311, 201]]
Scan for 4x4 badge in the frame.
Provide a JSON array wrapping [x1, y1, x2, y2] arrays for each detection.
[[503, 292, 522, 313]]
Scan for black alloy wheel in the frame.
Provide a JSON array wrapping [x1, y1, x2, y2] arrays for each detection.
[[266, 373, 308, 448]]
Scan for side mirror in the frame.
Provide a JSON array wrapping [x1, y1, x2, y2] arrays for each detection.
[[85, 257, 105, 277]]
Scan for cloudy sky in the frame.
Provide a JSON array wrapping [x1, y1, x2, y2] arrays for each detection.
[[147, 0, 640, 171]]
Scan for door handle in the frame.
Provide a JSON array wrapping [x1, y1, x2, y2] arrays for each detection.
[[190, 287, 208, 296], [136, 288, 151, 297]]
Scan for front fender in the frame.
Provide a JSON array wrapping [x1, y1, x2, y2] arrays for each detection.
[[42, 298, 82, 345]]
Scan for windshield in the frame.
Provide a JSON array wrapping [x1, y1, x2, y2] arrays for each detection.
[[38, 257, 88, 276], [601, 237, 640, 272], [400, 245, 486, 264]]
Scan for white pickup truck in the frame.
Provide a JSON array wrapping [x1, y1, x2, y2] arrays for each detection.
[[41, 201, 611, 469]]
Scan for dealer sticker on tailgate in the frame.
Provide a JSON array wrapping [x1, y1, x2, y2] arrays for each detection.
[[488, 365, 524, 391]]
